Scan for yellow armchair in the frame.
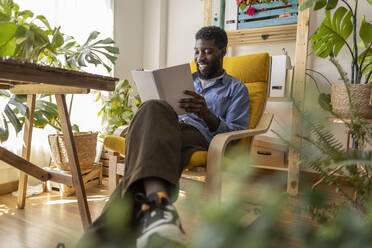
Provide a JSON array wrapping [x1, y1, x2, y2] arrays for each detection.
[[104, 52, 273, 198]]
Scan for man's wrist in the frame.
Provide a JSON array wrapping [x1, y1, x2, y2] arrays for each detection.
[[205, 111, 219, 131]]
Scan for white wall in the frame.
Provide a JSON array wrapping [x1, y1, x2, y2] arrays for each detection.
[[166, 0, 204, 66], [114, 0, 145, 81], [113, 0, 371, 144]]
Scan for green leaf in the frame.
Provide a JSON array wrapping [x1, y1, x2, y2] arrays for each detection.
[[367, 0, 372, 5], [325, 0, 338, 10], [18, 10, 33, 19], [77, 52, 87, 67], [240, 3, 246, 11], [91, 37, 115, 46], [62, 41, 76, 50], [95, 91, 102, 102], [35, 15, 51, 30], [51, 29, 64, 49], [14, 94, 27, 102], [33, 111, 48, 128], [83, 31, 100, 46], [358, 48, 372, 76], [314, 0, 327, 10], [4, 104, 22, 133], [8, 97, 27, 115], [0, 22, 17, 46], [299, 0, 316, 11], [0, 90, 10, 98], [359, 16, 372, 45], [0, 114, 9, 142], [0, 12, 10, 22], [72, 124, 80, 133], [94, 46, 120, 54], [29, 24, 49, 44], [93, 49, 118, 63], [318, 93, 332, 112], [311, 7, 352, 58], [0, 36, 15, 56], [35, 100, 59, 116]]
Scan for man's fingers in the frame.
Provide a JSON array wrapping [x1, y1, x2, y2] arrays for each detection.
[[184, 107, 203, 113], [179, 102, 204, 109], [183, 90, 203, 99], [179, 98, 204, 104]]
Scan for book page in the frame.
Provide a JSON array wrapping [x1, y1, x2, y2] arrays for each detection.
[[153, 64, 194, 115], [131, 70, 160, 101]]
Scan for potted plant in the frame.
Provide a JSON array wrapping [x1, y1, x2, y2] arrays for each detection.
[[300, 0, 372, 119], [95, 79, 141, 139], [0, 0, 119, 171]]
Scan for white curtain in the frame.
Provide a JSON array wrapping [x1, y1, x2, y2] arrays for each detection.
[[0, 1, 115, 182], [16, 0, 114, 76]]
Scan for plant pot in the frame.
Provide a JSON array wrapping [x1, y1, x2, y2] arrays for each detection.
[[48, 132, 98, 171], [331, 84, 372, 119]]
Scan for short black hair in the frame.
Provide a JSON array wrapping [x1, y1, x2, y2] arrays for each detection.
[[195, 26, 228, 49]]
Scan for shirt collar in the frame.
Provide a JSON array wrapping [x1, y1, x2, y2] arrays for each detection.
[[193, 70, 226, 92]]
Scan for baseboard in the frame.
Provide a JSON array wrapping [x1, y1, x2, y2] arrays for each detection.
[[0, 180, 19, 195]]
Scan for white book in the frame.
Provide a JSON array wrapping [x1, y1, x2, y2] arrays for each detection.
[[131, 64, 194, 115], [224, 0, 238, 31]]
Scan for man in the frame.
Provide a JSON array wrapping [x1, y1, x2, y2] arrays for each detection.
[[78, 26, 250, 248]]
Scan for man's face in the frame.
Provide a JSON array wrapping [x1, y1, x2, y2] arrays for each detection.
[[194, 39, 226, 79]]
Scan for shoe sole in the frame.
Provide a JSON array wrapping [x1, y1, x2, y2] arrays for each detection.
[[137, 224, 187, 248]]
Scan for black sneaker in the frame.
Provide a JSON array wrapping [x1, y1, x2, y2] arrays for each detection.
[[135, 192, 187, 248]]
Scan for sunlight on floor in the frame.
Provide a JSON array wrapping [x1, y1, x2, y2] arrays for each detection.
[[45, 195, 109, 205], [0, 203, 14, 216]]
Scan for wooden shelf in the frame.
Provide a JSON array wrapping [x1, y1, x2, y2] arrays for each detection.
[[267, 97, 293, 102], [329, 118, 372, 124], [227, 24, 297, 47], [251, 164, 289, 172]]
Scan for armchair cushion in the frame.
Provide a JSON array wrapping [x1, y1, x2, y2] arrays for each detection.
[[103, 135, 126, 155]]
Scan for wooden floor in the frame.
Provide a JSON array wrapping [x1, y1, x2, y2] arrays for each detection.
[[0, 170, 350, 248], [0, 179, 110, 248], [0, 177, 223, 248]]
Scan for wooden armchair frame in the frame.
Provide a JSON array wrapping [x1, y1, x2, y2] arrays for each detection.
[[106, 112, 273, 198]]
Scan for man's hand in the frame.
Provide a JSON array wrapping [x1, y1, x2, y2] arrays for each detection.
[[179, 90, 220, 131]]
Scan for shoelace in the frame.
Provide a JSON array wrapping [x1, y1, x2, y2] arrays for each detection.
[[135, 193, 168, 227]]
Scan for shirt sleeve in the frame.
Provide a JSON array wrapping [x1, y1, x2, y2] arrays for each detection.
[[211, 83, 250, 136]]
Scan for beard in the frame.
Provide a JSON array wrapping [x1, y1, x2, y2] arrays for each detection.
[[197, 58, 222, 80]]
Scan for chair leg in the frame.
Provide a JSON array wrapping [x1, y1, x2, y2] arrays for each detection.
[[108, 152, 119, 194], [206, 143, 225, 202]]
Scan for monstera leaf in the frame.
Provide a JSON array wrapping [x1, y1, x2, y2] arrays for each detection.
[[358, 16, 372, 81], [311, 7, 353, 58], [299, 0, 339, 11]]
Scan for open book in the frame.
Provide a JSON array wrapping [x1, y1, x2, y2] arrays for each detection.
[[131, 63, 195, 115]]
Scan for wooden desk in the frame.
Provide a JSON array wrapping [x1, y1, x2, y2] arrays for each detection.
[[0, 58, 117, 229]]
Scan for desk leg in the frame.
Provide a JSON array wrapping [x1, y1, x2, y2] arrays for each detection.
[[17, 95, 36, 209], [55, 94, 92, 229]]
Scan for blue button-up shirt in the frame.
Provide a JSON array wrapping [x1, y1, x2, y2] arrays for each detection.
[[178, 72, 250, 143]]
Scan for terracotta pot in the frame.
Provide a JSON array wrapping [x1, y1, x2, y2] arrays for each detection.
[[331, 84, 372, 119]]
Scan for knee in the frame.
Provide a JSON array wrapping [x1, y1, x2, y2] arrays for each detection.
[[140, 99, 173, 112]]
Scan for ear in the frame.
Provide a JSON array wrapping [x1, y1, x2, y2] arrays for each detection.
[[221, 47, 227, 57]]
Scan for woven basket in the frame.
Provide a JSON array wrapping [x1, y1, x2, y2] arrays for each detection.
[[331, 84, 372, 119], [48, 132, 98, 171]]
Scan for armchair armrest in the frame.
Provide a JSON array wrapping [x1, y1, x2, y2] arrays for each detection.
[[206, 113, 274, 198], [112, 125, 130, 137]]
